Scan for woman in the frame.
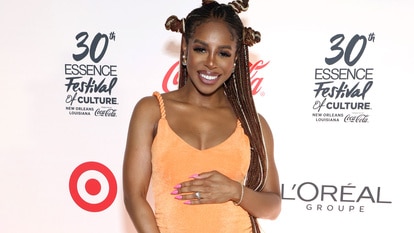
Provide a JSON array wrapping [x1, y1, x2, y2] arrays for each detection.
[[123, 1, 281, 232]]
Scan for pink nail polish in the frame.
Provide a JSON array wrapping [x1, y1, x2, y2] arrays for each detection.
[[174, 184, 182, 189], [171, 190, 178, 195], [189, 174, 200, 178], [175, 195, 183, 200], [184, 200, 191, 204]]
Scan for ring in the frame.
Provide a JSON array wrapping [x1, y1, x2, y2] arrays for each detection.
[[195, 191, 201, 200]]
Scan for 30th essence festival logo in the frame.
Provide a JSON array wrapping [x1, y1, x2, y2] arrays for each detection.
[[313, 33, 375, 123], [64, 32, 118, 117], [162, 60, 269, 96], [69, 161, 117, 212], [282, 181, 391, 213]]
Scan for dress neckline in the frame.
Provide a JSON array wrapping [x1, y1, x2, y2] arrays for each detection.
[[159, 118, 241, 152]]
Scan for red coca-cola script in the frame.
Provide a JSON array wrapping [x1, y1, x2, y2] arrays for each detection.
[[162, 60, 269, 95]]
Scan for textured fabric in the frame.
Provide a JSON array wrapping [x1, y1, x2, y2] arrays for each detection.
[[151, 91, 252, 233]]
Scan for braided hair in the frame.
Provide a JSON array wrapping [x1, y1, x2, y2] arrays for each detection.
[[165, 1, 267, 232]]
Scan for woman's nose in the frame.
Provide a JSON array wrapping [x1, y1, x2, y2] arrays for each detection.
[[205, 54, 216, 69]]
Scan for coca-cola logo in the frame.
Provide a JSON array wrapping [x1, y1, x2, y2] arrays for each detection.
[[162, 60, 269, 95], [95, 108, 117, 117], [344, 113, 369, 123]]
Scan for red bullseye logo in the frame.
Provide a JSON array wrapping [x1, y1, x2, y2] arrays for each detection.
[[69, 161, 117, 212]]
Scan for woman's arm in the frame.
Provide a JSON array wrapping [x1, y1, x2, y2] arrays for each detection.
[[235, 114, 281, 219], [123, 96, 161, 233]]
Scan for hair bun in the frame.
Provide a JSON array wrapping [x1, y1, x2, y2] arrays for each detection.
[[243, 27, 261, 46], [228, 0, 249, 13], [202, 0, 214, 5], [165, 15, 185, 33]]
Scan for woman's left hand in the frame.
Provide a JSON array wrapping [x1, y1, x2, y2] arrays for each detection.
[[171, 170, 241, 205]]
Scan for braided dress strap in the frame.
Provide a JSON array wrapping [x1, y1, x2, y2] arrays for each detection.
[[153, 92, 166, 119]]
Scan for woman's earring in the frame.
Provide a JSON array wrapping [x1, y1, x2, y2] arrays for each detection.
[[182, 55, 187, 66], [232, 63, 236, 73]]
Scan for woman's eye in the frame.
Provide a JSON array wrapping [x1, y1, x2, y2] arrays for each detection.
[[193, 47, 206, 53], [220, 51, 231, 57]]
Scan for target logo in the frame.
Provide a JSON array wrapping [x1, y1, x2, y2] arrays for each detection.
[[69, 161, 117, 212]]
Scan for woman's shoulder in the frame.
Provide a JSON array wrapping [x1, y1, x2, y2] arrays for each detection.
[[131, 92, 163, 122], [134, 90, 180, 112], [256, 113, 274, 138], [135, 93, 158, 108]]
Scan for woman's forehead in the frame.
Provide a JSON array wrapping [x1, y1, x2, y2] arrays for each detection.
[[192, 20, 238, 42]]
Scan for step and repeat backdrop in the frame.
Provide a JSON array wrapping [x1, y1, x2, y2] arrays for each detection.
[[1, 0, 413, 232]]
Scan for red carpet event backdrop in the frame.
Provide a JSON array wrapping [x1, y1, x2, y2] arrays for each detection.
[[1, 0, 412, 232]]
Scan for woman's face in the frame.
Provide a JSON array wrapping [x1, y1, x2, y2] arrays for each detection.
[[184, 20, 238, 95]]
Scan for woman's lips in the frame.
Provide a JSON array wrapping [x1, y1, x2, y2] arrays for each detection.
[[199, 72, 219, 81]]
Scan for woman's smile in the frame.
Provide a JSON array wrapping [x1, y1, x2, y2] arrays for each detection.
[[198, 70, 220, 84]]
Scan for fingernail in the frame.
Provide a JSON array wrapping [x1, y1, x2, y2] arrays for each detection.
[[174, 184, 182, 188], [171, 190, 178, 195], [189, 174, 200, 178], [184, 200, 191, 204], [175, 195, 183, 200]]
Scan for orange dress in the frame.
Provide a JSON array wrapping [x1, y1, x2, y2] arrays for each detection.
[[151, 92, 252, 233]]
